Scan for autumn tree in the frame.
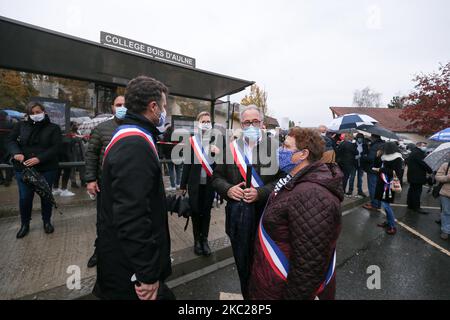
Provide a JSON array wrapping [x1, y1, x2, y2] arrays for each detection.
[[400, 62, 450, 135], [240, 84, 269, 116], [0, 69, 39, 111], [353, 86, 382, 108]]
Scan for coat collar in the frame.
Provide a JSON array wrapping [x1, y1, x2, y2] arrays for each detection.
[[122, 111, 160, 138]]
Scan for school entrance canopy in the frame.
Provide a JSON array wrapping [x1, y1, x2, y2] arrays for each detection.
[[0, 16, 254, 106]]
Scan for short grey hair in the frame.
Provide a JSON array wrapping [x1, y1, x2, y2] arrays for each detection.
[[239, 104, 263, 121]]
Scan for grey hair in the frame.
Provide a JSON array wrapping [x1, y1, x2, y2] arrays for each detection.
[[239, 104, 263, 121]]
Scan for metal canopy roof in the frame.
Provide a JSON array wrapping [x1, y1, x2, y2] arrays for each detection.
[[0, 16, 254, 101]]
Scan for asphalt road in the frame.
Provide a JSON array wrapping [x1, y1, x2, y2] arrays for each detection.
[[173, 189, 450, 300]]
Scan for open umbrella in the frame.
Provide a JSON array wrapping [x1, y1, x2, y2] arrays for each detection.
[[328, 113, 377, 131], [424, 142, 450, 171], [356, 124, 400, 140], [3, 109, 25, 120], [430, 128, 450, 142]]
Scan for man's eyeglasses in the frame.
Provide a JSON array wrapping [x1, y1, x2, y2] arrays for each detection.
[[242, 120, 262, 128]]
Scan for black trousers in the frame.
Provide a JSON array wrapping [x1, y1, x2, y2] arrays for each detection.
[[191, 185, 212, 241], [407, 183, 423, 210], [93, 191, 101, 249]]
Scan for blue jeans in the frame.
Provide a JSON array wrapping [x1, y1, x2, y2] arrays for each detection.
[[367, 173, 381, 209], [15, 170, 57, 225], [441, 196, 450, 235], [167, 162, 182, 188], [381, 201, 396, 228], [349, 167, 364, 194]]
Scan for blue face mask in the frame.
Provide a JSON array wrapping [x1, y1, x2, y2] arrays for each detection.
[[278, 147, 303, 174], [158, 109, 166, 127], [115, 106, 127, 120], [243, 126, 260, 141]]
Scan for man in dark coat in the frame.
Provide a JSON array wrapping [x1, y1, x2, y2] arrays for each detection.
[[335, 133, 358, 196], [362, 134, 385, 211], [84, 95, 124, 268], [212, 105, 282, 299], [348, 133, 369, 197], [406, 142, 433, 214], [93, 76, 172, 300]]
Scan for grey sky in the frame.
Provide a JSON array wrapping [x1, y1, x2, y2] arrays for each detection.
[[1, 0, 449, 127]]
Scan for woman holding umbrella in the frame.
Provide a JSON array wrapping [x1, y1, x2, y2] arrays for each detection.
[[7, 101, 62, 238]]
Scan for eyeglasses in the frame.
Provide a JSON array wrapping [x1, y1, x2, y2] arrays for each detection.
[[242, 120, 262, 128]]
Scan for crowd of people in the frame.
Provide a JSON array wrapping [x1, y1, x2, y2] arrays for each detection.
[[1, 75, 449, 300]]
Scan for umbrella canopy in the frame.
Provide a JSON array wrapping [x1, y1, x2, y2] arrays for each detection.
[[77, 116, 113, 135], [328, 113, 378, 131], [356, 124, 400, 140], [424, 142, 450, 171], [430, 128, 450, 142], [3, 109, 25, 119]]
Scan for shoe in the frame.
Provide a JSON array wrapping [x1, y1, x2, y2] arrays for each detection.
[[363, 203, 380, 211], [358, 192, 368, 197], [386, 227, 397, 235], [416, 210, 429, 215], [52, 188, 63, 196], [176, 185, 181, 190], [345, 192, 353, 198], [60, 189, 75, 197], [194, 240, 203, 255], [165, 187, 176, 192], [435, 219, 442, 225], [87, 251, 97, 268], [441, 233, 449, 240], [44, 222, 54, 234], [377, 221, 389, 228], [201, 239, 211, 256], [16, 224, 30, 239], [354, 194, 363, 199]]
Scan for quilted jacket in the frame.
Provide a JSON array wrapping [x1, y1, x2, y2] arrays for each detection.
[[248, 161, 344, 300]]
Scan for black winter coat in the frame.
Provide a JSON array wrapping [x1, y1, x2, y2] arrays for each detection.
[[93, 112, 171, 300], [7, 115, 61, 172], [406, 148, 432, 184], [336, 140, 358, 170], [362, 138, 385, 174], [180, 136, 216, 213]]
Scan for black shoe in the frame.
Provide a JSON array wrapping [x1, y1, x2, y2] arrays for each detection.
[[87, 252, 97, 268], [358, 192, 368, 197], [436, 219, 442, 225], [416, 210, 429, 215], [194, 240, 203, 255], [201, 239, 211, 256], [44, 222, 54, 234], [16, 224, 30, 239]]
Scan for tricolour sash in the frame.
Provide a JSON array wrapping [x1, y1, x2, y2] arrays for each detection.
[[189, 135, 214, 177], [229, 140, 264, 188], [258, 209, 337, 297], [103, 125, 158, 164]]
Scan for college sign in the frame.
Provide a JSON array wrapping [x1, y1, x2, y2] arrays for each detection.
[[100, 31, 196, 68]]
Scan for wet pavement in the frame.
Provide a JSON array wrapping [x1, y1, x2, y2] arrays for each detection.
[[173, 189, 450, 300]]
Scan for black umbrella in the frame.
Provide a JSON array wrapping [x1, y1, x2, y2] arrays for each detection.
[[12, 160, 60, 213], [356, 124, 400, 140]]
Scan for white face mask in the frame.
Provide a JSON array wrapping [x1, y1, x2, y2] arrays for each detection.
[[30, 113, 45, 122], [199, 123, 212, 131]]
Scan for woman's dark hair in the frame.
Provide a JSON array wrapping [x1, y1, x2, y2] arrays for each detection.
[[25, 101, 45, 115], [125, 76, 168, 114], [287, 127, 325, 162], [383, 142, 399, 155]]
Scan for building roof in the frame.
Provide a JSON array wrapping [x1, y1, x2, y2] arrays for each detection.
[[265, 115, 279, 127], [329, 106, 416, 133], [0, 16, 254, 102]]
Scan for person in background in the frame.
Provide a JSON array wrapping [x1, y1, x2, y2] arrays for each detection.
[[435, 160, 450, 240], [248, 127, 343, 300], [336, 133, 358, 197], [362, 134, 385, 211], [7, 102, 61, 238], [405, 142, 433, 214], [84, 95, 125, 268], [348, 133, 368, 198], [180, 111, 218, 256], [162, 123, 183, 191], [373, 142, 404, 235], [0, 110, 14, 187]]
